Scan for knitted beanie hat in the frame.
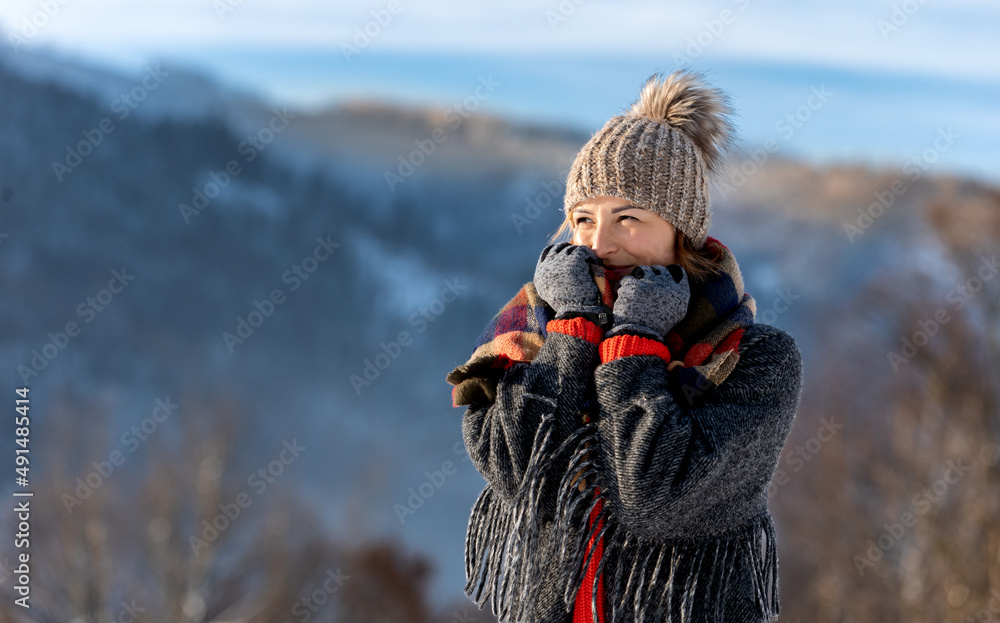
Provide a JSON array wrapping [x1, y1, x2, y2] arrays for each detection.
[[563, 69, 737, 250]]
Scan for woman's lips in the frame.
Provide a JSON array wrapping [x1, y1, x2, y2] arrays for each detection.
[[604, 264, 634, 278]]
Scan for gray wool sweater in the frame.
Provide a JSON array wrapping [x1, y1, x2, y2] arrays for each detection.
[[458, 319, 803, 623]]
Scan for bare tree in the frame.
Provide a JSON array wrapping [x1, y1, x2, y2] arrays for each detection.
[[0, 390, 474, 623], [774, 182, 1000, 622]]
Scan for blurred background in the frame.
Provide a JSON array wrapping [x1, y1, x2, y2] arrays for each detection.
[[0, 1, 998, 621]]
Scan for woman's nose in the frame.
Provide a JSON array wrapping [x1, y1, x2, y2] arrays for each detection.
[[590, 223, 616, 257]]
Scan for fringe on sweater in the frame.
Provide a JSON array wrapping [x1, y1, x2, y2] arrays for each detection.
[[463, 416, 780, 623], [464, 408, 572, 621]]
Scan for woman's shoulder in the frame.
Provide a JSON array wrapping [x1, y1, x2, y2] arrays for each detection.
[[723, 322, 802, 392], [739, 322, 800, 357]]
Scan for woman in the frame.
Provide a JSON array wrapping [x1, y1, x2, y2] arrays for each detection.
[[446, 69, 803, 623]]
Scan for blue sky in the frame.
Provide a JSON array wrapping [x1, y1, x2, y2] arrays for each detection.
[[2, 0, 998, 79], [3, 0, 999, 183]]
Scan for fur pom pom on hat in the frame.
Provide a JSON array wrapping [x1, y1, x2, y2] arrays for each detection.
[[564, 69, 737, 249]]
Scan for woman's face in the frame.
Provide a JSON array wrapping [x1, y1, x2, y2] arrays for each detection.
[[570, 195, 677, 280]]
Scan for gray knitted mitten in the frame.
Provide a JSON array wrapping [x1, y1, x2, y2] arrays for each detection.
[[608, 264, 690, 341], [533, 243, 605, 319]]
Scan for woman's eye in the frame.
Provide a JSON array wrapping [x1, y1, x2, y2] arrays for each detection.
[[575, 215, 635, 225]]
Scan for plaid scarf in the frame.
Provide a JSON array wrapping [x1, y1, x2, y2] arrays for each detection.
[[447, 236, 756, 409]]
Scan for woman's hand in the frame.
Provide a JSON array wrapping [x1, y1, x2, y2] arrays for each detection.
[[608, 264, 690, 341], [533, 242, 604, 318]]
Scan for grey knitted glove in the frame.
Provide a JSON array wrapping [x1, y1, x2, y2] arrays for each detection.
[[608, 264, 690, 342], [533, 243, 606, 321]]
